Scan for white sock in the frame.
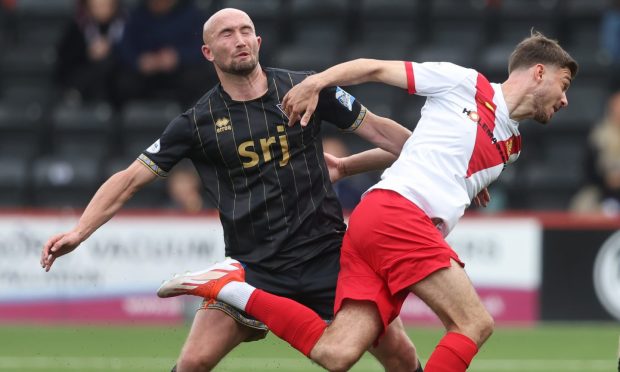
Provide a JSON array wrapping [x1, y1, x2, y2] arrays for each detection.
[[217, 281, 256, 311]]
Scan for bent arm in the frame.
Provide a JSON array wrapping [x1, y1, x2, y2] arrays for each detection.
[[338, 111, 412, 178], [283, 59, 408, 126], [74, 160, 157, 241]]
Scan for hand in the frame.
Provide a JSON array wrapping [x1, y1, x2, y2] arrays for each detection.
[[158, 48, 179, 72], [40, 231, 82, 272], [324, 152, 345, 183], [88, 38, 111, 61], [282, 75, 322, 127], [138, 53, 158, 74], [473, 188, 491, 208]]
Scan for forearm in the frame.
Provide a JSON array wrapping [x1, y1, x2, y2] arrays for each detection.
[[73, 169, 142, 241], [341, 148, 397, 178], [312, 59, 407, 90]]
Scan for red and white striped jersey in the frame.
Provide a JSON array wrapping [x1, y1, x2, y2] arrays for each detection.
[[369, 61, 521, 237]]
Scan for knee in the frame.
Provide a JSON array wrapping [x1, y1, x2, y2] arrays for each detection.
[[314, 345, 364, 372], [462, 310, 495, 346], [477, 312, 495, 344]]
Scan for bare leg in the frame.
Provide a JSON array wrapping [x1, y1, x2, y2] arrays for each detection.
[[176, 308, 263, 371], [369, 316, 420, 372], [409, 259, 494, 347], [310, 300, 383, 372], [409, 259, 494, 371]]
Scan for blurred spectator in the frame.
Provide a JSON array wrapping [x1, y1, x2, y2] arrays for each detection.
[[572, 92, 620, 216], [0, 0, 17, 46], [167, 161, 204, 213], [54, 0, 125, 105], [601, 0, 620, 89], [322, 136, 375, 211], [117, 0, 212, 106]]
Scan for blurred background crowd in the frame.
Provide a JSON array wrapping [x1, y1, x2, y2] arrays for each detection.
[[0, 0, 618, 215]]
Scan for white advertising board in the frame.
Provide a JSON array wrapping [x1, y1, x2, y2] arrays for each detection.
[[0, 214, 226, 301], [446, 218, 542, 289]]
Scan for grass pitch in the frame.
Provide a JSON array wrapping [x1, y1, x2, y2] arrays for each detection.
[[0, 323, 618, 371]]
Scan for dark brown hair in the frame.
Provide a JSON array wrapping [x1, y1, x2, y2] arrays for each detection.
[[508, 31, 578, 78]]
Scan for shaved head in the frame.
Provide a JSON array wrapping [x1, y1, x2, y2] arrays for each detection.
[[202, 8, 254, 44], [200, 7, 261, 77]]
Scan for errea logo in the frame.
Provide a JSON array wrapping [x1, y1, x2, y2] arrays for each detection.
[[215, 117, 232, 133]]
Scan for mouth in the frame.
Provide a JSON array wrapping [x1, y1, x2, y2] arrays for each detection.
[[235, 52, 250, 58]]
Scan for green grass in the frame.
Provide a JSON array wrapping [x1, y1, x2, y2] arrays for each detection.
[[0, 323, 618, 371]]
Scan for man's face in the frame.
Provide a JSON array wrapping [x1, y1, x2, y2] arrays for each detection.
[[203, 13, 260, 76], [531, 66, 572, 124]]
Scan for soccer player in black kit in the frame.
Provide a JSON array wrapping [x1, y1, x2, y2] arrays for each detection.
[[40, 8, 421, 372]]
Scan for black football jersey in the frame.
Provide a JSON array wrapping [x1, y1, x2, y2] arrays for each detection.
[[139, 67, 367, 270]]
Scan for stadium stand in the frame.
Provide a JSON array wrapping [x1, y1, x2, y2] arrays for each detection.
[[0, 0, 610, 210]]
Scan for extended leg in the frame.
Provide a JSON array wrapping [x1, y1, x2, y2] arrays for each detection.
[[175, 307, 264, 371], [410, 259, 494, 372]]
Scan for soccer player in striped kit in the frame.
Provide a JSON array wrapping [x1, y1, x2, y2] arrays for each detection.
[[41, 8, 422, 372], [159, 31, 578, 371]]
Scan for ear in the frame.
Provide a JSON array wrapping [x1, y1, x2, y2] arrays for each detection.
[[256, 35, 262, 49], [533, 64, 545, 82], [202, 44, 214, 62]]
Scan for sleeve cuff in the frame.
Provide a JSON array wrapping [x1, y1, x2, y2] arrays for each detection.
[[341, 105, 367, 133], [138, 154, 169, 177]]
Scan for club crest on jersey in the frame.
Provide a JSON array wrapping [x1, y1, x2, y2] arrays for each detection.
[[505, 138, 514, 155], [463, 109, 480, 122], [336, 86, 355, 111], [215, 117, 232, 133], [146, 139, 161, 154]]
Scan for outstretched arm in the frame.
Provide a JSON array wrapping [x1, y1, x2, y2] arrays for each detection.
[[283, 59, 407, 126], [40, 160, 157, 271]]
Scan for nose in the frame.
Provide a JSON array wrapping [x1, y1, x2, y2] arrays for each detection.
[[560, 92, 568, 108], [234, 32, 246, 47]]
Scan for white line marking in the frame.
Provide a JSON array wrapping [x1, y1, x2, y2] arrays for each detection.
[[0, 357, 614, 371]]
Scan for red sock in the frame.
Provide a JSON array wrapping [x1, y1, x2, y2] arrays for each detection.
[[425, 332, 478, 372], [245, 289, 327, 357]]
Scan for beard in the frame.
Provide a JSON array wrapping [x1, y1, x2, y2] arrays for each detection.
[[217, 55, 258, 76], [532, 90, 550, 124]]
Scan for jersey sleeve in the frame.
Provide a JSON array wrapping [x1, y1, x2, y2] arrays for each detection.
[[137, 110, 194, 178], [315, 86, 367, 132], [405, 61, 472, 97]]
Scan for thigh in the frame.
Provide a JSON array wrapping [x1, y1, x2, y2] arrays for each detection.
[[409, 259, 488, 333], [179, 308, 264, 364]]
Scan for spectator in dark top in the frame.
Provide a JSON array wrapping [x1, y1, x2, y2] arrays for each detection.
[[167, 160, 205, 213], [573, 92, 620, 216], [601, 0, 620, 90], [0, 0, 17, 46], [55, 0, 125, 105], [117, 0, 213, 106]]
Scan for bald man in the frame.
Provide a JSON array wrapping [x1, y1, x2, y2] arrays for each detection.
[[41, 8, 421, 371]]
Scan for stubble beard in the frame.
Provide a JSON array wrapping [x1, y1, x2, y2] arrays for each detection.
[[532, 90, 550, 124], [218, 56, 258, 76]]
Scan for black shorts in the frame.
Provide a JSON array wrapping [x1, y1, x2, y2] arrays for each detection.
[[243, 248, 340, 320], [201, 248, 340, 342]]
